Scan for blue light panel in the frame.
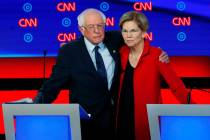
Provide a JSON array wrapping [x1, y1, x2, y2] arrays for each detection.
[[160, 116, 210, 140], [15, 115, 71, 140]]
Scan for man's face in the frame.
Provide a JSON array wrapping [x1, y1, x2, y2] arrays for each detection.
[[79, 12, 105, 45]]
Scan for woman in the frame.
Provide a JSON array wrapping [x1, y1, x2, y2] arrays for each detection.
[[115, 11, 188, 140]]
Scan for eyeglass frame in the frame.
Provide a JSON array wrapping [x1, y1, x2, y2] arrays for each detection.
[[81, 23, 105, 32], [121, 28, 142, 35]]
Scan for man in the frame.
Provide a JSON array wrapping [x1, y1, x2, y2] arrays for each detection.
[[34, 8, 168, 140], [34, 8, 123, 140]]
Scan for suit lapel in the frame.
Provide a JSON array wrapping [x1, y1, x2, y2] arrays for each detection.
[[77, 37, 97, 74], [104, 37, 120, 88], [78, 35, 120, 89]]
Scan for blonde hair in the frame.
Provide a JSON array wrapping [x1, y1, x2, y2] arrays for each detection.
[[119, 11, 149, 32]]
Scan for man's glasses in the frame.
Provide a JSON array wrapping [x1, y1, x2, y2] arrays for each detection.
[[82, 24, 105, 32], [121, 29, 141, 35]]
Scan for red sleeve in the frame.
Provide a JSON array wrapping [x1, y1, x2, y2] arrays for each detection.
[[158, 58, 189, 104]]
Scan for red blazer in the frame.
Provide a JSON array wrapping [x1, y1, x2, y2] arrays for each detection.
[[116, 41, 188, 140]]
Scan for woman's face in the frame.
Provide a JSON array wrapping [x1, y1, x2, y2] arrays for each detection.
[[121, 20, 146, 48]]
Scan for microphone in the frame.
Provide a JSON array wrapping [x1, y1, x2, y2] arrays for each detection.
[[187, 88, 193, 104]]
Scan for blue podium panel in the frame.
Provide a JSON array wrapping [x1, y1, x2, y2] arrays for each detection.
[[147, 105, 210, 140], [160, 116, 210, 140], [3, 104, 87, 140], [15, 115, 71, 140]]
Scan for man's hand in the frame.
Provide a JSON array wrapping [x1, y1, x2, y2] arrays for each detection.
[[159, 50, 169, 63], [4, 97, 33, 104]]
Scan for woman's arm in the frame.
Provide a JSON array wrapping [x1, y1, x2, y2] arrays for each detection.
[[158, 59, 189, 104]]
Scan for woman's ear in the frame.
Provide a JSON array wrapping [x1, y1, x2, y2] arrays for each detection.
[[142, 31, 147, 38]]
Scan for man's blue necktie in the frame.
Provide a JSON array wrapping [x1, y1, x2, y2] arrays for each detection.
[[95, 46, 107, 85]]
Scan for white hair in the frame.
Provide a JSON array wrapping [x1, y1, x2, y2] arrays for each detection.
[[77, 8, 106, 26]]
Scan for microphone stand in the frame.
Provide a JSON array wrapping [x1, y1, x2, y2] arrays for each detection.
[[42, 50, 47, 103], [43, 50, 47, 83]]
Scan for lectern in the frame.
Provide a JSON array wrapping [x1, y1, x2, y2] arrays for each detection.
[[2, 104, 90, 140], [147, 104, 210, 140]]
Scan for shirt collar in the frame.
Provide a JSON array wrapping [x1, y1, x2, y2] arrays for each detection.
[[84, 37, 104, 53]]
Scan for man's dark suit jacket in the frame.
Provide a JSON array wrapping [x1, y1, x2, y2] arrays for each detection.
[[34, 31, 124, 117]]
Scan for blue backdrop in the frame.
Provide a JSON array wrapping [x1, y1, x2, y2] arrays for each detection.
[[0, 0, 209, 57]]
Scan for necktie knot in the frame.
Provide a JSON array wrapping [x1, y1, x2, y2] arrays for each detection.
[[95, 45, 99, 51]]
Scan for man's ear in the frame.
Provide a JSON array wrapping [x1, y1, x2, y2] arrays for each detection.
[[79, 26, 85, 35]]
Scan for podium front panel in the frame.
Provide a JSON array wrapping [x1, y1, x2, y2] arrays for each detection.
[[147, 104, 210, 140], [2, 104, 84, 140]]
